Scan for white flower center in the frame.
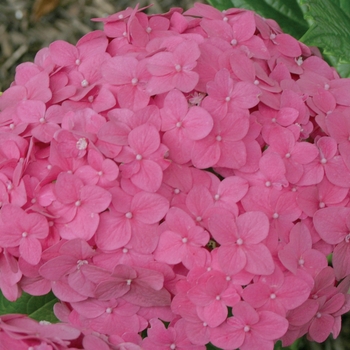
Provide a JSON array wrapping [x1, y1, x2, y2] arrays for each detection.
[[76, 138, 88, 150], [81, 79, 89, 87]]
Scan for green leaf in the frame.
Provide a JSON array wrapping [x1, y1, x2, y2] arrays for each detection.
[[207, 0, 309, 38], [274, 339, 302, 350], [299, 0, 350, 63], [206, 343, 221, 349], [0, 290, 59, 323]]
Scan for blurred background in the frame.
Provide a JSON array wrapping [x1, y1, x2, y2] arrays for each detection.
[[0, 0, 349, 349]]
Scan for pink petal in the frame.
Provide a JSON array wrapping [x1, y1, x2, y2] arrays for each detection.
[[253, 310, 288, 340], [95, 213, 131, 250], [236, 211, 269, 244], [131, 159, 163, 192], [314, 207, 350, 244], [243, 243, 275, 275], [132, 191, 169, 224], [218, 244, 247, 274], [19, 237, 42, 265], [197, 300, 227, 327]]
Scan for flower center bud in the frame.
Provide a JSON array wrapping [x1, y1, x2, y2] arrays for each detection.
[[106, 307, 112, 313], [182, 237, 188, 243], [125, 212, 133, 219], [136, 154, 142, 160], [244, 325, 250, 332], [81, 79, 89, 87], [77, 260, 88, 269], [76, 138, 88, 150], [236, 238, 243, 245], [270, 293, 276, 299], [230, 39, 237, 46], [319, 201, 325, 208], [175, 64, 182, 72], [22, 231, 28, 238], [131, 78, 138, 85]]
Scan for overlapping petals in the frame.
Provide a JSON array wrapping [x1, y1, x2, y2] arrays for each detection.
[[0, 2, 350, 350]]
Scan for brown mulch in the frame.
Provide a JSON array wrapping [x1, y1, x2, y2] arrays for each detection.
[[0, 1, 349, 349]]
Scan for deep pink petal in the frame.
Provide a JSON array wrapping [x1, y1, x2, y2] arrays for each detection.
[[236, 211, 269, 244], [132, 192, 169, 224], [243, 243, 275, 275], [19, 237, 42, 265], [131, 159, 163, 192]]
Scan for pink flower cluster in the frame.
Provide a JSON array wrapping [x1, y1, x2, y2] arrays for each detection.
[[0, 2, 350, 349]]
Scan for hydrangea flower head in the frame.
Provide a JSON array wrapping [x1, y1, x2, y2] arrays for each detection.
[[0, 2, 350, 349]]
